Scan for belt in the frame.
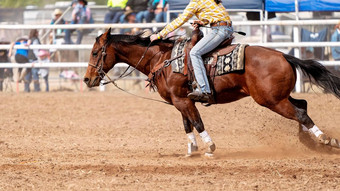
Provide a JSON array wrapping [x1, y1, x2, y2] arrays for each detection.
[[210, 21, 231, 27]]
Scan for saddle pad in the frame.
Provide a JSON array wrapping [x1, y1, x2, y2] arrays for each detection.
[[171, 40, 247, 76], [205, 44, 247, 75], [171, 38, 190, 74]]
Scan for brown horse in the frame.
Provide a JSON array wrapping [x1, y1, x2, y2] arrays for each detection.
[[84, 28, 340, 156]]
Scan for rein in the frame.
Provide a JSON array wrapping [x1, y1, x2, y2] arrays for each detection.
[[89, 40, 171, 105]]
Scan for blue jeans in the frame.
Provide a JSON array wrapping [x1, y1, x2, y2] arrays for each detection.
[[43, 74, 49, 92], [24, 68, 40, 92], [120, 11, 154, 25], [64, 28, 84, 44], [24, 68, 32, 92], [104, 10, 124, 23], [32, 68, 41, 92], [136, 11, 154, 23], [155, 12, 177, 23], [64, 18, 90, 44], [190, 25, 233, 93]]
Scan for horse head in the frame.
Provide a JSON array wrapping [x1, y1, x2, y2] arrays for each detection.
[[84, 28, 175, 88], [84, 28, 116, 87]]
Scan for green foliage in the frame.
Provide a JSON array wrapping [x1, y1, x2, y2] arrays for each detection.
[[93, 0, 107, 5], [0, 0, 106, 8], [0, 0, 42, 8]]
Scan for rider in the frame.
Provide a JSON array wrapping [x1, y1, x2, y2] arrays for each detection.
[[150, 0, 233, 102]]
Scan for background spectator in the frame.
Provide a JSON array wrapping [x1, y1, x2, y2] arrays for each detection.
[[331, 22, 340, 71], [0, 41, 10, 92], [120, 10, 139, 34], [50, 9, 66, 26], [104, 0, 128, 24], [8, 36, 29, 83], [151, 0, 176, 23], [49, 9, 67, 63], [120, 0, 151, 24], [138, 0, 155, 23], [37, 50, 50, 92], [64, 0, 94, 44], [25, 29, 41, 92], [50, 9, 66, 44]]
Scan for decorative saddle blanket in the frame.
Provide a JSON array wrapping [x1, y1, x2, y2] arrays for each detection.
[[170, 38, 190, 74], [171, 38, 247, 76]]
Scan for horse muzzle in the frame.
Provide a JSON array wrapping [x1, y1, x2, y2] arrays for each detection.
[[83, 76, 101, 88]]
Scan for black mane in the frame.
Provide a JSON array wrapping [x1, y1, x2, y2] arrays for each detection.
[[96, 32, 176, 47]]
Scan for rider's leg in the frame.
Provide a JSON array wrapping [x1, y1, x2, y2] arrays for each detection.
[[189, 26, 233, 94]]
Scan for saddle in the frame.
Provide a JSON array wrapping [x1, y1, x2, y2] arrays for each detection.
[[186, 28, 235, 85], [170, 28, 246, 91], [147, 28, 247, 96]]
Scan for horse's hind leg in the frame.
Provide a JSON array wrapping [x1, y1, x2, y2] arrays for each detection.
[[266, 97, 338, 147], [288, 96, 311, 131], [288, 96, 339, 147]]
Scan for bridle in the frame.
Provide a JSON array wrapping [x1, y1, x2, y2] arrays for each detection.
[[88, 42, 108, 85], [88, 38, 171, 105], [89, 39, 154, 85]]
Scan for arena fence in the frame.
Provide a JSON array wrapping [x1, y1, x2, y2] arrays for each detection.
[[1, 20, 340, 93]]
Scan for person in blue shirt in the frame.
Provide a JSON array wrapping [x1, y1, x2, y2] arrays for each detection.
[[8, 37, 29, 83], [331, 23, 340, 71]]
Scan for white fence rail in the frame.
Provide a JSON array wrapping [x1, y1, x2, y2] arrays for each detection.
[[0, 19, 339, 30], [1, 61, 339, 68], [1, 41, 340, 50], [0, 62, 127, 68]]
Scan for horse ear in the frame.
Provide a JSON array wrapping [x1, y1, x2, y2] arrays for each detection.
[[106, 28, 111, 39]]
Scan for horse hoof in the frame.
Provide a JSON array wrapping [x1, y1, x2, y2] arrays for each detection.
[[204, 152, 214, 157], [318, 134, 330, 145], [187, 143, 198, 156], [207, 141, 216, 153], [330, 138, 340, 148], [192, 145, 198, 152]]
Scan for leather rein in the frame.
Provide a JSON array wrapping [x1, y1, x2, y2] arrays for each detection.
[[88, 40, 171, 105]]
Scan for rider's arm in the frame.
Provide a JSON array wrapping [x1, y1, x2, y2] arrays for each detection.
[[217, 2, 228, 16], [157, 1, 198, 39]]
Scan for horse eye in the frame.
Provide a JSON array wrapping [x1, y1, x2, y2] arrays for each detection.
[[92, 51, 99, 57]]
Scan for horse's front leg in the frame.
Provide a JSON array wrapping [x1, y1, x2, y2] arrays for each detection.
[[174, 98, 216, 156], [182, 114, 198, 156]]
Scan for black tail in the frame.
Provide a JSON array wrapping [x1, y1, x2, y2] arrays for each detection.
[[283, 54, 340, 99]]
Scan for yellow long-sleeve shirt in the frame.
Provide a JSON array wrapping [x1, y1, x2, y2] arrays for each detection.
[[158, 0, 231, 38], [107, 0, 128, 9]]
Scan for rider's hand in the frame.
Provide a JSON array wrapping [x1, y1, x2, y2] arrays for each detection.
[[193, 20, 204, 25], [150, 34, 159, 42], [191, 23, 200, 30], [191, 20, 204, 30]]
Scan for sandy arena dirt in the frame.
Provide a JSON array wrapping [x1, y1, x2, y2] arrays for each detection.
[[0, 90, 339, 190]]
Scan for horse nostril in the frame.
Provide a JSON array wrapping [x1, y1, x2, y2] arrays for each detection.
[[83, 77, 90, 84]]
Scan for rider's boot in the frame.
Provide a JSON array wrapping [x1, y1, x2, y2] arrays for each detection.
[[187, 89, 211, 102]]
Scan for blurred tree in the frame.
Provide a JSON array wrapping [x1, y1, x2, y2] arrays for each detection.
[[0, 0, 106, 8], [0, 0, 42, 8]]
